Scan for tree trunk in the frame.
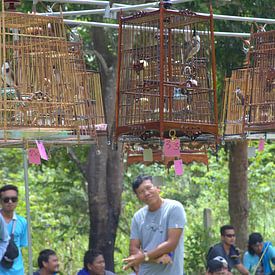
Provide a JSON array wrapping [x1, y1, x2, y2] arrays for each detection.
[[85, 27, 123, 271], [228, 140, 248, 251]]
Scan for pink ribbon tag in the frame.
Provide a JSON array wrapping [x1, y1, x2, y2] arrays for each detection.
[[258, 139, 265, 152], [174, 159, 183, 176], [35, 140, 48, 160], [28, 148, 41, 165]]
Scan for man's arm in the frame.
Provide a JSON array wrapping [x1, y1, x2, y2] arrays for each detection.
[[235, 263, 249, 275], [145, 228, 183, 260], [123, 228, 182, 270], [0, 217, 9, 261]]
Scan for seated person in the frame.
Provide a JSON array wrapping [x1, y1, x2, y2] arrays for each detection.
[[206, 256, 232, 275], [207, 225, 248, 274], [243, 232, 275, 275], [77, 249, 116, 275], [33, 249, 59, 275]]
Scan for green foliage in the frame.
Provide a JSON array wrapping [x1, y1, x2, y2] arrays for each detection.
[[0, 147, 90, 274]]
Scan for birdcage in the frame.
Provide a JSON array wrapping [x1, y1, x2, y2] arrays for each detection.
[[222, 68, 253, 138], [244, 30, 275, 133], [0, 11, 96, 144], [115, 6, 218, 143]]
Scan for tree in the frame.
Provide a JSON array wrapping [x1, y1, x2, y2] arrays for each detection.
[[228, 140, 248, 250]]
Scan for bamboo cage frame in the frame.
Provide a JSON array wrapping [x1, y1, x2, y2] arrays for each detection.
[[115, 6, 218, 144], [222, 30, 275, 140], [0, 10, 99, 145]]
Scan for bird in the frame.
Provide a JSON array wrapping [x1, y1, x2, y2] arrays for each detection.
[[52, 65, 61, 84], [255, 22, 267, 32], [1, 62, 21, 100], [241, 39, 253, 55], [132, 60, 148, 75], [234, 87, 244, 105], [185, 29, 201, 62]]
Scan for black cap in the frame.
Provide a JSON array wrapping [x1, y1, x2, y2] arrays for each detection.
[[207, 256, 228, 272]]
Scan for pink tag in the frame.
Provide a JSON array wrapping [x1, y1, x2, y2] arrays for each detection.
[[163, 139, 180, 157], [28, 148, 41, 165], [174, 159, 183, 176], [35, 140, 48, 160], [258, 139, 265, 152]]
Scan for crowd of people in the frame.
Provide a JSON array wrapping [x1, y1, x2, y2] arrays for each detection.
[[122, 175, 275, 275], [0, 180, 274, 275]]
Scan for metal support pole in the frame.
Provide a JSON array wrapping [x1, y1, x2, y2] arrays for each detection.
[[23, 148, 33, 275]]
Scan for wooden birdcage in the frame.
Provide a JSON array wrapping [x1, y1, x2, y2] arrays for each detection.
[[0, 11, 96, 144], [222, 68, 253, 137], [67, 36, 106, 134], [245, 30, 275, 132], [115, 5, 218, 143]]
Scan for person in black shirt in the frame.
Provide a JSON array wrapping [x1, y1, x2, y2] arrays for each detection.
[[207, 225, 248, 275]]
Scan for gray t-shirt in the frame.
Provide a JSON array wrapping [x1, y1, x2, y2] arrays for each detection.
[[130, 199, 187, 275]]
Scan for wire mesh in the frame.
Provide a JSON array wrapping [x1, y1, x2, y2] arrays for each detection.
[[0, 11, 97, 143], [116, 8, 218, 142]]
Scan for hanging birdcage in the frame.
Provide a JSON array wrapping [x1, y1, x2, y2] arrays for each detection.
[[115, 5, 218, 143], [0, 11, 97, 145], [67, 36, 106, 134], [245, 30, 275, 133], [222, 68, 253, 138]]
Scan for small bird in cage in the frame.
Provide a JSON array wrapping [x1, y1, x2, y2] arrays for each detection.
[[52, 65, 61, 84], [1, 61, 21, 100], [132, 60, 148, 75], [234, 87, 244, 105], [173, 87, 192, 104], [241, 39, 253, 55], [255, 22, 267, 32], [185, 29, 201, 62]]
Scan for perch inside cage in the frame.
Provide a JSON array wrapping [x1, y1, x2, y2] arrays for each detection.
[[115, 6, 218, 143], [0, 11, 97, 144]]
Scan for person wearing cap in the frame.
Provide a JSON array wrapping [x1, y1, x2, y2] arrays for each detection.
[[122, 175, 187, 275], [206, 225, 249, 274], [206, 256, 232, 275], [243, 232, 275, 275]]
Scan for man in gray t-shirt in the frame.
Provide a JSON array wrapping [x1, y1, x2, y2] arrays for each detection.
[[123, 175, 187, 275]]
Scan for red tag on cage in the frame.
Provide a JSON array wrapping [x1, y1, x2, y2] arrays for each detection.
[[28, 148, 41, 165], [163, 139, 180, 157]]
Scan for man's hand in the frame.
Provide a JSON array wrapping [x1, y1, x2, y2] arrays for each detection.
[[153, 253, 173, 264], [123, 253, 144, 271]]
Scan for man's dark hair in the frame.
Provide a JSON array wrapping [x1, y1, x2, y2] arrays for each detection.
[[220, 225, 235, 236], [38, 249, 56, 269], [248, 232, 263, 255], [132, 175, 153, 193], [83, 249, 103, 269], [0, 185, 18, 198]]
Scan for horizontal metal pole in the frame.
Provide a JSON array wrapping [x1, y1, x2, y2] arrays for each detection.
[[37, 0, 110, 5], [40, 6, 275, 25], [64, 19, 250, 37], [38, 0, 192, 16]]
